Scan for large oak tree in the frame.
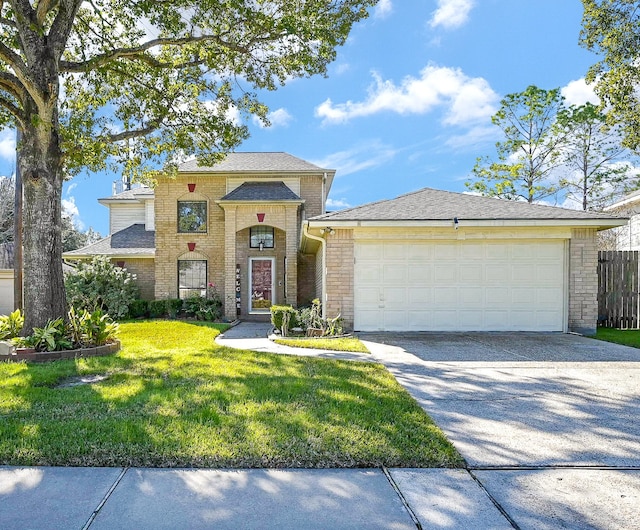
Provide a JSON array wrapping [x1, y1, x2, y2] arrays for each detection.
[[0, 0, 375, 333]]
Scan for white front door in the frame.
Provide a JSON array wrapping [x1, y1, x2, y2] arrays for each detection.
[[249, 257, 275, 313]]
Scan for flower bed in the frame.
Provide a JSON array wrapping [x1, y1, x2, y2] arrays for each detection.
[[2, 340, 121, 363]]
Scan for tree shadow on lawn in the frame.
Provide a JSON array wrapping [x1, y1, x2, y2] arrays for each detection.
[[0, 341, 462, 468]]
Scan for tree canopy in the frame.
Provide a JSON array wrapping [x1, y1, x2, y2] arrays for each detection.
[[466, 85, 566, 203], [581, 0, 640, 150], [0, 0, 376, 332]]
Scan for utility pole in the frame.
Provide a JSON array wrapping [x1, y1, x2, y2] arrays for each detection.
[[13, 127, 22, 311]]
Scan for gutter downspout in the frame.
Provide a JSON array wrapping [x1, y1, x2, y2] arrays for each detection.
[[322, 173, 327, 215], [303, 221, 327, 319]]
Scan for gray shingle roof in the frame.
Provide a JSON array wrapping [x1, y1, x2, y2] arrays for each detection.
[[178, 152, 331, 173], [312, 187, 627, 222], [64, 224, 155, 257], [98, 186, 154, 202], [220, 181, 302, 201]]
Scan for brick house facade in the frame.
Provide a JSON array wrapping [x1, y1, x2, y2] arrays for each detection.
[[64, 153, 625, 334]]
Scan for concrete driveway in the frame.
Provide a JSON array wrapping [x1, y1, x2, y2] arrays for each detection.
[[361, 332, 640, 530]]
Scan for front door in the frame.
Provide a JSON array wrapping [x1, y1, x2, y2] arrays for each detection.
[[249, 258, 274, 313]]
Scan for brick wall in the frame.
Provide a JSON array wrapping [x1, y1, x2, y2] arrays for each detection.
[[154, 175, 226, 300], [300, 176, 324, 218], [115, 258, 155, 300], [297, 253, 316, 307], [568, 228, 598, 335], [324, 229, 354, 329]]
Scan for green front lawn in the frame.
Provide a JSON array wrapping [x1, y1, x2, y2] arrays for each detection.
[[274, 336, 370, 353], [595, 327, 640, 348], [0, 320, 461, 468]]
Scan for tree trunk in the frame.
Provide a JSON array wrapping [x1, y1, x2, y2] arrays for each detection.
[[19, 103, 67, 334]]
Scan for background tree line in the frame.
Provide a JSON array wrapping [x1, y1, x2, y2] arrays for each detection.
[[465, 84, 640, 211]]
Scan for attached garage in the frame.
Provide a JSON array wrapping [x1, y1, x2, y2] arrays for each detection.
[[0, 269, 13, 315], [354, 239, 566, 331], [306, 187, 628, 334]]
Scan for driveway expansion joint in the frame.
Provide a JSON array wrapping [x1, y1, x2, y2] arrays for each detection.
[[467, 469, 520, 530], [381, 466, 422, 530], [82, 466, 129, 529]]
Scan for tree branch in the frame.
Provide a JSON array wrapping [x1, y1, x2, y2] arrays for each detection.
[[35, 0, 59, 26], [60, 34, 249, 72], [49, 0, 83, 60], [0, 93, 25, 126], [0, 71, 27, 101]]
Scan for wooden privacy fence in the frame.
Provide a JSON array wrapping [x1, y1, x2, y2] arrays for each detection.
[[598, 251, 639, 328]]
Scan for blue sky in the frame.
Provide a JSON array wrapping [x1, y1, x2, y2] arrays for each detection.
[[0, 0, 601, 236]]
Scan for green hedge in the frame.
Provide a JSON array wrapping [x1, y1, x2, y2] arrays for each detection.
[[270, 305, 297, 331]]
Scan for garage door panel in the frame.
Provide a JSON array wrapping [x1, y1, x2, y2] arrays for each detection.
[[383, 287, 407, 307], [460, 287, 483, 306], [354, 239, 565, 331], [356, 287, 380, 306], [383, 243, 407, 260], [409, 288, 433, 305], [408, 265, 432, 284], [459, 264, 483, 283], [485, 264, 509, 283], [434, 287, 457, 305], [434, 265, 456, 282], [432, 310, 458, 329], [383, 264, 406, 283]]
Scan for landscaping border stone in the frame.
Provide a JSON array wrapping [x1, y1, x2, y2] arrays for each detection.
[[0, 340, 121, 363]]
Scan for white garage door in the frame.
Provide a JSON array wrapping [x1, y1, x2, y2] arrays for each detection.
[[354, 240, 566, 332], [0, 270, 14, 316]]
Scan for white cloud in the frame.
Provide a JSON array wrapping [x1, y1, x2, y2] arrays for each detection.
[[62, 196, 85, 230], [561, 78, 600, 106], [315, 65, 498, 126], [0, 129, 16, 162], [311, 141, 397, 176], [374, 0, 393, 19], [430, 0, 475, 30], [253, 108, 293, 129], [335, 63, 351, 75], [445, 125, 498, 150], [326, 198, 353, 210]]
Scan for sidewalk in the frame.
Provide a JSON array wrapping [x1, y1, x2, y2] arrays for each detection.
[[0, 466, 511, 529], [215, 321, 374, 362]]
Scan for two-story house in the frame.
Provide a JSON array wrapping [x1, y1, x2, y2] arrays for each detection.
[[65, 151, 626, 334], [65, 152, 333, 321]]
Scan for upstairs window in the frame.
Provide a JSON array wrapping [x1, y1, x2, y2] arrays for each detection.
[[250, 226, 274, 249], [178, 201, 207, 233]]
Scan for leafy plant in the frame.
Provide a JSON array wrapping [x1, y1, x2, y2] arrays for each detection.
[[66, 307, 119, 348], [20, 318, 72, 352], [183, 286, 223, 321], [65, 256, 139, 319], [0, 309, 24, 339]]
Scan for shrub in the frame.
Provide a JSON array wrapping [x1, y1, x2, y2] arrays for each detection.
[[65, 256, 138, 319], [148, 300, 169, 319], [167, 299, 184, 319], [0, 309, 24, 339], [183, 296, 223, 321], [270, 305, 297, 335], [128, 299, 149, 319]]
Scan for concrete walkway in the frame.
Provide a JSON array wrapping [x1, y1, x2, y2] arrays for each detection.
[[215, 321, 374, 362], [0, 466, 511, 529]]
